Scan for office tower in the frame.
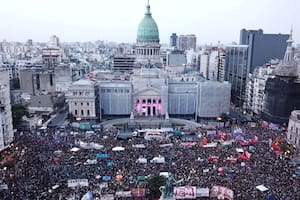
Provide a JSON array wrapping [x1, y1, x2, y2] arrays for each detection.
[[170, 33, 178, 48], [224, 45, 249, 106], [240, 29, 289, 72], [177, 34, 197, 51]]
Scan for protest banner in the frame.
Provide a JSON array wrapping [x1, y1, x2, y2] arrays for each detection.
[[174, 186, 197, 199], [210, 186, 234, 200], [67, 179, 89, 188]]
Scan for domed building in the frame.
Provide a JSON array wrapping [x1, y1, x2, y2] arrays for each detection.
[[135, 1, 162, 67], [94, 1, 231, 122], [262, 30, 300, 124]]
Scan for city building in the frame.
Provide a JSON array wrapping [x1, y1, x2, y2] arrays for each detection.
[[166, 50, 186, 66], [262, 31, 300, 124], [170, 33, 178, 48], [135, 2, 161, 67], [20, 68, 55, 95], [199, 51, 209, 79], [0, 71, 14, 151], [54, 64, 73, 93], [67, 79, 97, 120], [287, 110, 300, 148], [99, 68, 231, 120], [240, 29, 289, 72], [113, 55, 136, 72], [245, 60, 278, 115], [177, 34, 197, 51], [42, 35, 62, 69], [224, 45, 249, 106], [216, 48, 226, 82]]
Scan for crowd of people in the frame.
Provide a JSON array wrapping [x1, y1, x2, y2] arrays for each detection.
[[0, 120, 299, 200]]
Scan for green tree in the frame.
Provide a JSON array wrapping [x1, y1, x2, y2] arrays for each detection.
[[67, 113, 76, 122], [11, 104, 28, 129], [146, 174, 166, 199]]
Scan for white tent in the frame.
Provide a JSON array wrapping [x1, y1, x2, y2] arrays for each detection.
[[236, 148, 244, 153], [112, 146, 125, 151], [256, 185, 269, 192], [132, 144, 146, 149], [70, 147, 80, 152], [151, 156, 165, 164], [136, 158, 147, 164], [80, 141, 104, 150], [160, 172, 171, 177], [84, 159, 97, 165]]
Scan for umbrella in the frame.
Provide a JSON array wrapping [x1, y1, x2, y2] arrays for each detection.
[[102, 176, 111, 182], [218, 167, 225, 173]]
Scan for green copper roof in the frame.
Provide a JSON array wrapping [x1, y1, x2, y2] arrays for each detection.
[[137, 3, 159, 41]]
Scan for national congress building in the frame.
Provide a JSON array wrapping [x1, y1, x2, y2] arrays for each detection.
[[67, 1, 231, 121]]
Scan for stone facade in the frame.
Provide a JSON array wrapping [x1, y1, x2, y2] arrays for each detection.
[[287, 110, 300, 148], [67, 80, 96, 120], [0, 71, 14, 151]]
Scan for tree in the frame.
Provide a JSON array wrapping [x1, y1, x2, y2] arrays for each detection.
[[67, 113, 76, 122], [146, 174, 166, 199], [11, 104, 28, 129]]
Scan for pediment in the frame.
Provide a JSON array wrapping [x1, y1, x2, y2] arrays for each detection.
[[134, 87, 161, 96]]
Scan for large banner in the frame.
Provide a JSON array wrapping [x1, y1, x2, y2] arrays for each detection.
[[210, 186, 234, 200], [174, 186, 197, 199], [67, 179, 89, 188], [196, 187, 210, 197], [115, 191, 132, 197]]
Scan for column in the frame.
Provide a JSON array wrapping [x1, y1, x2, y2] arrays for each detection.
[[150, 99, 153, 116]]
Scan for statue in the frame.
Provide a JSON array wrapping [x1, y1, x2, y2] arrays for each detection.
[[159, 174, 175, 199]]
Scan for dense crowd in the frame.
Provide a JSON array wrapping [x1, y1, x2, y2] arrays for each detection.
[[0, 120, 299, 200]]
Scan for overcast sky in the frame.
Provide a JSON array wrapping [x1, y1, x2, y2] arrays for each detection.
[[0, 0, 299, 45]]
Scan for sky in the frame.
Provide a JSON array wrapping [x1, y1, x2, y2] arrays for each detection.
[[0, 0, 299, 45]]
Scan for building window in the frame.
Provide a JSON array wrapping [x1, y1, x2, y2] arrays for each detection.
[[142, 99, 146, 103], [125, 89, 129, 93], [81, 110, 84, 116], [74, 102, 77, 106], [136, 99, 140, 104], [101, 89, 105, 93], [158, 99, 161, 103], [74, 110, 78, 115], [87, 110, 90, 116], [115, 89, 118, 93], [153, 99, 156, 103], [81, 102, 83, 106], [107, 89, 111, 93], [85, 92, 90, 96], [73, 92, 77, 96], [120, 89, 123, 93], [79, 92, 82, 96], [87, 102, 89, 106], [147, 99, 151, 104]]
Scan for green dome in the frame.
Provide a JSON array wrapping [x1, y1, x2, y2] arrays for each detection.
[[137, 4, 159, 42]]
